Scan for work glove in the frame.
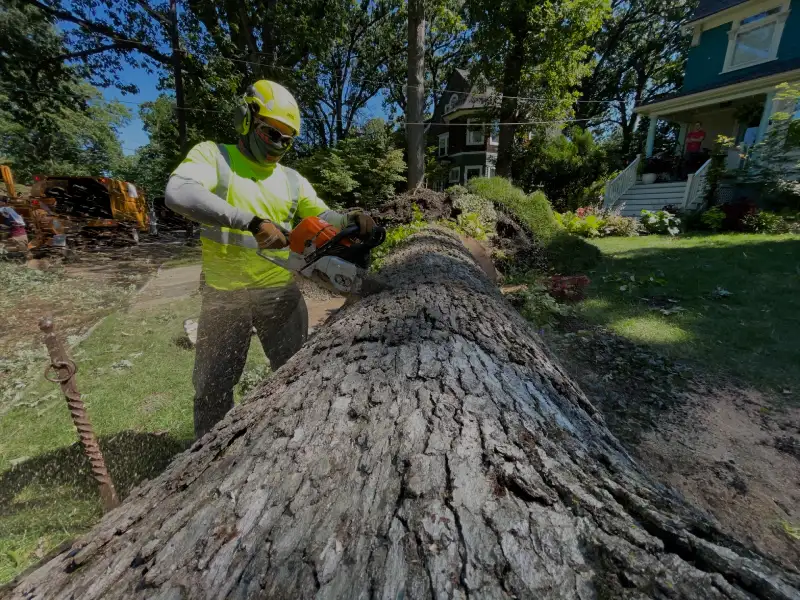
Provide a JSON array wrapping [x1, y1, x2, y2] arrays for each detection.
[[348, 210, 376, 236], [248, 217, 288, 249]]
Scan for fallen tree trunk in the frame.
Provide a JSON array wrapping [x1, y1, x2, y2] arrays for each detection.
[[8, 230, 800, 599]]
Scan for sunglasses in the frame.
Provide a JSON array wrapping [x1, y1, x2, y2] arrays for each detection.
[[254, 118, 295, 148]]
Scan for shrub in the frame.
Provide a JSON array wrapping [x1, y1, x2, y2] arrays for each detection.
[[450, 191, 497, 232], [370, 204, 426, 270], [467, 177, 558, 242], [468, 177, 601, 273], [294, 118, 406, 209], [555, 207, 639, 238], [445, 185, 468, 197], [516, 284, 571, 327], [440, 211, 491, 241], [700, 206, 726, 232], [676, 208, 706, 231], [736, 83, 800, 210], [514, 126, 610, 211], [555, 211, 605, 237], [720, 201, 757, 230], [640, 209, 681, 236], [603, 214, 640, 237], [741, 210, 786, 233]]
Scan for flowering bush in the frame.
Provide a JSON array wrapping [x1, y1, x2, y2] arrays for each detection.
[[640, 209, 681, 236], [555, 206, 639, 238]]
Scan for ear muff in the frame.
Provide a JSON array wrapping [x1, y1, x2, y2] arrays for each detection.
[[234, 85, 259, 135], [233, 99, 252, 135]]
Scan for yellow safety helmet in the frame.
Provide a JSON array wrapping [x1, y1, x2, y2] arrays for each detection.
[[235, 80, 301, 137]]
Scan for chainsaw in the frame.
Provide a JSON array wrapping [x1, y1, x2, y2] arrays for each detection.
[[257, 215, 387, 296]]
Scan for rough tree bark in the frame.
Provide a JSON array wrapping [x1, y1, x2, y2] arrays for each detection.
[[7, 230, 800, 599]]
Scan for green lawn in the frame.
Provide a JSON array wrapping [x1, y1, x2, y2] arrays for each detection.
[[582, 233, 800, 395], [0, 298, 267, 583]]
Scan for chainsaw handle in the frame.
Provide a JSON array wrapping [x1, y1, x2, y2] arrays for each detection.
[[327, 223, 362, 246]]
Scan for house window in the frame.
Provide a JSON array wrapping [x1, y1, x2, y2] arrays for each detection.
[[464, 165, 483, 181], [449, 166, 461, 184], [723, 4, 788, 72], [438, 133, 449, 157], [489, 121, 499, 145], [486, 166, 496, 178], [445, 94, 460, 114], [466, 119, 484, 145]]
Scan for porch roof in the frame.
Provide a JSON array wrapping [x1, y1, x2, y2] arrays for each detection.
[[636, 58, 800, 116]]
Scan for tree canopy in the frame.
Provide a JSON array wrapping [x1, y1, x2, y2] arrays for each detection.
[[0, 0, 129, 181], [2, 0, 698, 197]]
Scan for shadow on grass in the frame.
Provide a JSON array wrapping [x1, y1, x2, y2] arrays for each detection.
[[585, 236, 800, 394], [0, 430, 190, 511]]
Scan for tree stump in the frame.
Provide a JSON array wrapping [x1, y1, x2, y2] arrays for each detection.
[[7, 230, 800, 599]]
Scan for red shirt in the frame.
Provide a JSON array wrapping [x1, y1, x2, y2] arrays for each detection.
[[686, 130, 705, 153]]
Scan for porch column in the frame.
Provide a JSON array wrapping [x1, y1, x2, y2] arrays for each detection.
[[756, 91, 776, 142], [677, 122, 688, 155], [645, 115, 658, 157]]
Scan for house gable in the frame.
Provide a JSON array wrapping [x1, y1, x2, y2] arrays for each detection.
[[684, 0, 800, 94]]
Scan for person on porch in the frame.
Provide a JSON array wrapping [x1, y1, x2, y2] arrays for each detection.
[[683, 121, 707, 176]]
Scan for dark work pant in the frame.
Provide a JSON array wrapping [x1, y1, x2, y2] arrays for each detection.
[[192, 283, 307, 438]]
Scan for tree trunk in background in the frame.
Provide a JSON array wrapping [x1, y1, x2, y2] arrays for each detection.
[[406, 0, 425, 190], [169, 0, 187, 153], [8, 230, 800, 599], [495, 30, 526, 179]]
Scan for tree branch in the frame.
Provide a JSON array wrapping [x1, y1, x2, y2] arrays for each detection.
[[19, 0, 171, 65], [132, 0, 171, 28], [47, 42, 138, 64]]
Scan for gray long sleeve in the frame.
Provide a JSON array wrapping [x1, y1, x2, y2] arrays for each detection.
[[165, 175, 256, 231]]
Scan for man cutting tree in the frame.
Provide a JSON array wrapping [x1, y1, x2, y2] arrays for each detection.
[[166, 80, 374, 438]]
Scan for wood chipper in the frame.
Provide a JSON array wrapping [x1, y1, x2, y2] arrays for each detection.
[[29, 175, 150, 247]]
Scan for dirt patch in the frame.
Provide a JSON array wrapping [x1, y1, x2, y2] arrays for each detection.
[[638, 388, 800, 569], [543, 325, 800, 570], [376, 190, 546, 276], [542, 325, 693, 445], [375, 188, 457, 224]]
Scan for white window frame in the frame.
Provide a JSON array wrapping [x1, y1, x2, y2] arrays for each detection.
[[464, 165, 483, 181], [466, 118, 484, 146], [449, 166, 461, 184], [438, 132, 449, 157], [445, 93, 460, 114], [722, 2, 790, 73], [486, 166, 496, 178], [489, 121, 499, 145]]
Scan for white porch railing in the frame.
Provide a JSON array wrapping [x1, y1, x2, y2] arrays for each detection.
[[682, 158, 712, 210], [604, 154, 640, 208]]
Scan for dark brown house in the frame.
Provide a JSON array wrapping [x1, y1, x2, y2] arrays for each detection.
[[427, 69, 499, 189]]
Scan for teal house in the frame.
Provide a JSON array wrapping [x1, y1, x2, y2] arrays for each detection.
[[427, 69, 499, 190], [607, 0, 800, 214]]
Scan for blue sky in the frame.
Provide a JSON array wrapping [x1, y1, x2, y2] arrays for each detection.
[[104, 65, 389, 156], [60, 10, 390, 155], [102, 63, 162, 155]]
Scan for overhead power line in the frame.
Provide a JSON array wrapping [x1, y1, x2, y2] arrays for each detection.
[[56, 31, 619, 104], [3, 85, 597, 126]]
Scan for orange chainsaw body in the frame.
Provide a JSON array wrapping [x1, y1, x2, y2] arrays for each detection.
[[289, 216, 351, 255]]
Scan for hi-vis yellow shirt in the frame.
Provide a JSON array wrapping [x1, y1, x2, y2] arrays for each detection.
[[172, 141, 330, 290]]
